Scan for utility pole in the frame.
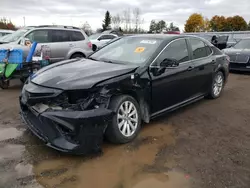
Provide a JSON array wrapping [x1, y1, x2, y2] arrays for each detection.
[[23, 17, 26, 27]]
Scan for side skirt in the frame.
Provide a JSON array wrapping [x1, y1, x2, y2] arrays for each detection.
[[150, 94, 205, 119]]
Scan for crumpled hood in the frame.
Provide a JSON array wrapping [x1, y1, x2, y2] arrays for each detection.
[[223, 48, 250, 55], [31, 58, 139, 90]]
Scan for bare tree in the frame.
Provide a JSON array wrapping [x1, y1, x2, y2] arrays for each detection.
[[81, 21, 92, 36], [140, 18, 145, 33], [123, 8, 132, 32], [112, 14, 122, 29], [133, 8, 141, 33]]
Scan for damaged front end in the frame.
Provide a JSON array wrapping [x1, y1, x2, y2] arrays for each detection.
[[20, 80, 114, 155]]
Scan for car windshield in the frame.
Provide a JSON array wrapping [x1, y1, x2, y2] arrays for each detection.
[[89, 33, 101, 40], [90, 36, 163, 65], [233, 39, 250, 49], [0, 28, 32, 42]]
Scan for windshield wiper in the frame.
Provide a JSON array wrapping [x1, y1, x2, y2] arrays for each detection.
[[100, 58, 119, 64], [103, 60, 114, 64], [88, 57, 98, 61]]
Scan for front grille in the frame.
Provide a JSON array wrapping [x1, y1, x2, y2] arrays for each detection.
[[229, 54, 250, 64], [237, 55, 249, 63]]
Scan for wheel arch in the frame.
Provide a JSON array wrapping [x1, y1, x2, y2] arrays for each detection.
[[70, 52, 86, 59], [110, 89, 150, 123], [216, 67, 227, 82], [67, 48, 87, 59]]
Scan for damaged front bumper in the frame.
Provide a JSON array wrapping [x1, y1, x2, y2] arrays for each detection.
[[19, 82, 114, 155]]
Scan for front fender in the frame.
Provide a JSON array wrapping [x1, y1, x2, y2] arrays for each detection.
[[97, 72, 151, 123]]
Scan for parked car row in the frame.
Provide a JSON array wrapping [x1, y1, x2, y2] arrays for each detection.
[[186, 31, 250, 49], [185, 32, 250, 72]]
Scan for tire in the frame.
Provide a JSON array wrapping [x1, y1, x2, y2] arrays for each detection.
[[20, 77, 27, 84], [208, 71, 224, 99], [0, 80, 10, 89], [105, 95, 141, 144], [70, 53, 84, 59]]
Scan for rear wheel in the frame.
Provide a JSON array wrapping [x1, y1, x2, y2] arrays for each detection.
[[70, 53, 84, 59], [208, 71, 224, 99], [105, 95, 141, 144]]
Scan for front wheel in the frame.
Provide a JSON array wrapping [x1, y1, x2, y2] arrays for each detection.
[[105, 95, 141, 144], [208, 71, 224, 99]]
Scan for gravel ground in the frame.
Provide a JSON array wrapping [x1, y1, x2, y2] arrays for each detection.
[[0, 73, 250, 188]]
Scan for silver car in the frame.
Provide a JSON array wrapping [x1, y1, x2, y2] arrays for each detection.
[[0, 25, 93, 62]]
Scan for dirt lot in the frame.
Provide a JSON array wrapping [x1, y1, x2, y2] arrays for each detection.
[[0, 73, 250, 188]]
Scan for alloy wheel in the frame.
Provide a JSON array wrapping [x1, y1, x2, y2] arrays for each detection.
[[213, 74, 223, 97], [117, 101, 138, 137]]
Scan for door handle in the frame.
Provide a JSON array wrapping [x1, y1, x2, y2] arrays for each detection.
[[187, 66, 194, 71], [211, 60, 216, 64]]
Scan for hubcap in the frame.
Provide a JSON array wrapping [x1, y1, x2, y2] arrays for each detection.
[[213, 74, 223, 96], [117, 101, 138, 137]]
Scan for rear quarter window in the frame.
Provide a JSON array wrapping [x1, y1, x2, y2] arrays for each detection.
[[70, 31, 85, 41], [189, 38, 208, 59]]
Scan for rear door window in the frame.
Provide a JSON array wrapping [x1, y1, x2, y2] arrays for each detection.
[[157, 38, 190, 65], [51, 30, 71, 42]]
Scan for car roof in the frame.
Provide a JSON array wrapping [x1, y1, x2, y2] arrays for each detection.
[[123, 34, 213, 46], [240, 37, 250, 40], [127, 34, 179, 39], [126, 34, 207, 41], [0, 29, 14, 33], [26, 25, 81, 30]]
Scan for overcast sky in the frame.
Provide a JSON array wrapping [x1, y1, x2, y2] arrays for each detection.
[[1, 0, 250, 32]]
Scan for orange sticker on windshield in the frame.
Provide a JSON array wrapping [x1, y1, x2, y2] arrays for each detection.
[[134, 47, 145, 53]]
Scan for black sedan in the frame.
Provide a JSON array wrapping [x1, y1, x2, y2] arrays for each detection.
[[20, 35, 229, 154], [223, 38, 250, 71]]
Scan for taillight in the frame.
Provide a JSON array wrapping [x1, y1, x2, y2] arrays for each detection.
[[88, 42, 92, 49], [226, 55, 230, 62]]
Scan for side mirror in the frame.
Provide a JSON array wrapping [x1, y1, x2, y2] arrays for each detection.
[[160, 58, 179, 68], [19, 37, 25, 45], [20, 37, 32, 46]]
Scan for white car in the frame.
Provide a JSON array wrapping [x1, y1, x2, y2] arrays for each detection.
[[0, 29, 14, 38], [89, 33, 118, 48]]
